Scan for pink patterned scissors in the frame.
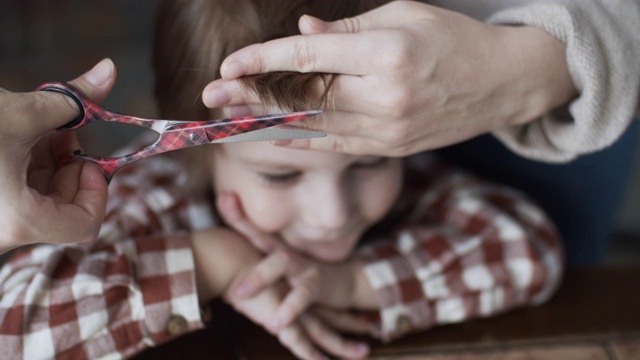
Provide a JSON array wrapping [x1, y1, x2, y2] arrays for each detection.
[[37, 82, 324, 182]]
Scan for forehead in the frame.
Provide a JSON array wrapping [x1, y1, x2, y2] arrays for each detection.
[[216, 142, 363, 168]]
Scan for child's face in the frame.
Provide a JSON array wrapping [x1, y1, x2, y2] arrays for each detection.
[[210, 142, 404, 262]]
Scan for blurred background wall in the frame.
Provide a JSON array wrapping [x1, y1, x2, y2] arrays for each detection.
[[0, 0, 157, 152], [1, 0, 638, 263]]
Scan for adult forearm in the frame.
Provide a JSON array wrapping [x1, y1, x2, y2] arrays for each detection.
[[490, 25, 577, 128], [489, 0, 640, 161]]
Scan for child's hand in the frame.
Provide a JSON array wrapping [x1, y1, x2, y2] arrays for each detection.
[[193, 227, 370, 359], [225, 272, 370, 360], [241, 248, 356, 329], [217, 193, 357, 330]]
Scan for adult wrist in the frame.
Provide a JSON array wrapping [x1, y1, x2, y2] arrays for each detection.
[[490, 25, 577, 128]]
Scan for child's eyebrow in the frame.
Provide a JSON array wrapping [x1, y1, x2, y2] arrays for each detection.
[[235, 155, 301, 170]]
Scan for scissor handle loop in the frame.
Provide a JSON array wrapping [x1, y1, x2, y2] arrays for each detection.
[[35, 81, 324, 183], [37, 82, 86, 130]]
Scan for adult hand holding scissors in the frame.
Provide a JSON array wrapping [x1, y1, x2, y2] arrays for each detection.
[[203, 1, 576, 157], [0, 59, 114, 254]]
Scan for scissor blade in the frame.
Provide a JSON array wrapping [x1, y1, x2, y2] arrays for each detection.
[[197, 110, 322, 143], [210, 126, 326, 143]]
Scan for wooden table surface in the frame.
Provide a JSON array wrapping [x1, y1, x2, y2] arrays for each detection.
[[135, 267, 640, 359]]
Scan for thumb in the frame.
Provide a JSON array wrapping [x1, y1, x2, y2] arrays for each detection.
[[67, 57, 116, 105], [13, 58, 116, 140], [299, 1, 431, 35]]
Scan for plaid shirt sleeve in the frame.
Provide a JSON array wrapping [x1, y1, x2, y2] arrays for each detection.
[[355, 155, 564, 342], [0, 157, 214, 359]]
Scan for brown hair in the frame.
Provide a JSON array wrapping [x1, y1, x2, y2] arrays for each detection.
[[152, 0, 392, 188], [153, 0, 392, 117]]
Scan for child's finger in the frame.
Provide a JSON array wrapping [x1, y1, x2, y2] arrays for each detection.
[[233, 250, 289, 298], [312, 307, 373, 336], [270, 276, 317, 331], [216, 192, 279, 252], [277, 323, 329, 360], [300, 314, 370, 360]]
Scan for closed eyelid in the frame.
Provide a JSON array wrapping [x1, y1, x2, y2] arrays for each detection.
[[258, 170, 302, 186], [260, 170, 302, 177], [351, 157, 388, 168]]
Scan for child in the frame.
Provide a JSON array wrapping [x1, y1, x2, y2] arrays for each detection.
[[0, 0, 563, 359]]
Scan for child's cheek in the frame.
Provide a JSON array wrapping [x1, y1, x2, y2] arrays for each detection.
[[238, 191, 291, 234]]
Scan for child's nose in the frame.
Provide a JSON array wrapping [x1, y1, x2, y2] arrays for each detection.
[[303, 183, 350, 231]]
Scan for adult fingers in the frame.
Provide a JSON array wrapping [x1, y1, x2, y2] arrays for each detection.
[[46, 162, 108, 242], [7, 58, 116, 141], [66, 58, 116, 105], [299, 1, 436, 36], [205, 45, 374, 109], [28, 129, 83, 193], [219, 30, 386, 80], [22, 160, 107, 246], [219, 1, 436, 79], [203, 78, 261, 109], [49, 127, 81, 163], [301, 314, 370, 359], [68, 162, 108, 224], [206, 71, 372, 115], [27, 132, 56, 194]]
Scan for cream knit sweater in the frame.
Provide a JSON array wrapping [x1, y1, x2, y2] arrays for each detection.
[[431, 0, 640, 162]]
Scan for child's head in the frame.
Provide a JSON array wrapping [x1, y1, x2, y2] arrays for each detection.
[[210, 140, 403, 262], [153, 0, 402, 261]]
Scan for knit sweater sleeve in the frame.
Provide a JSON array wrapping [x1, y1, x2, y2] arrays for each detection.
[[487, 0, 640, 162]]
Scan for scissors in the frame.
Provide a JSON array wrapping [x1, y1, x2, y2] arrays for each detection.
[[37, 82, 325, 182]]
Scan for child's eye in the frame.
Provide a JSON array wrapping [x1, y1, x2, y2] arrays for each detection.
[[351, 157, 388, 170], [259, 171, 301, 185]]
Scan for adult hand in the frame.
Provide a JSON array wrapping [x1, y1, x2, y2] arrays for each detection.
[[203, 0, 576, 156], [0, 58, 115, 254]]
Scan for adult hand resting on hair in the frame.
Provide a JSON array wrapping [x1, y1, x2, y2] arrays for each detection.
[[0, 59, 114, 254], [202, 0, 577, 157]]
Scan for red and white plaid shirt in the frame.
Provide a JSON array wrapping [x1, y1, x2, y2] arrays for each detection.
[[0, 153, 563, 358]]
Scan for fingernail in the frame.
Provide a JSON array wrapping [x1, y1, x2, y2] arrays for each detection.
[[204, 85, 230, 107], [84, 58, 113, 87], [271, 139, 292, 146], [303, 15, 329, 32], [220, 61, 246, 80]]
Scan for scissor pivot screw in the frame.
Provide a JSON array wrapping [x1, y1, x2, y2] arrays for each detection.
[[189, 133, 198, 141]]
